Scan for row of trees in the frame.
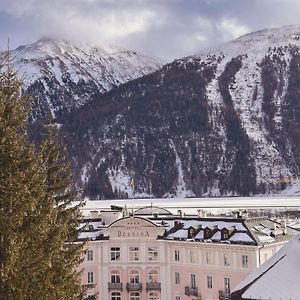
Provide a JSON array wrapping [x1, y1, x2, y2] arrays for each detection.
[[0, 62, 88, 298]]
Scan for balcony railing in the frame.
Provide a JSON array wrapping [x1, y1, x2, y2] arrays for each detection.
[[108, 282, 123, 291], [146, 282, 161, 291], [126, 282, 142, 292], [185, 286, 198, 296], [219, 290, 231, 300]]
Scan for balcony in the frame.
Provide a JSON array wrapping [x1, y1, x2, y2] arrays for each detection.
[[108, 282, 123, 291], [185, 286, 198, 296], [126, 283, 142, 292], [219, 290, 231, 300], [146, 282, 161, 291]]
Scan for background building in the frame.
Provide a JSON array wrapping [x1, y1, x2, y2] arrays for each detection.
[[78, 205, 298, 300]]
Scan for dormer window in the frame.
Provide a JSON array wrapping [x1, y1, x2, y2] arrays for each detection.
[[222, 229, 229, 240], [204, 228, 211, 239], [188, 227, 195, 238], [174, 220, 182, 228]]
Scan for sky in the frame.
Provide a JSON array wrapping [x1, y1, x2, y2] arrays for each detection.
[[0, 0, 300, 60]]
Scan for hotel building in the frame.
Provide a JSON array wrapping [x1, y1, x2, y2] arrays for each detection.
[[79, 206, 298, 300]]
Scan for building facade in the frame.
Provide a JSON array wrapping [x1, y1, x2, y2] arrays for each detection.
[[79, 207, 297, 300]]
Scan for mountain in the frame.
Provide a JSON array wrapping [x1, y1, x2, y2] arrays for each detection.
[[60, 25, 300, 199], [1, 38, 163, 122]]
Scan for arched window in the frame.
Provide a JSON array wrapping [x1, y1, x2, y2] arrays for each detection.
[[111, 270, 121, 283], [129, 270, 140, 284], [148, 291, 160, 300], [148, 269, 159, 283], [130, 292, 140, 300], [111, 291, 121, 300]]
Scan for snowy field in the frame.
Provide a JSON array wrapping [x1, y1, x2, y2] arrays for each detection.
[[79, 196, 300, 215]]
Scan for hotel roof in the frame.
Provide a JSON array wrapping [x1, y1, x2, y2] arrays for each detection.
[[78, 212, 298, 245]]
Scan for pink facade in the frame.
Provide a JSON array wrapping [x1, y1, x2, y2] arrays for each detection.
[[79, 214, 294, 300]]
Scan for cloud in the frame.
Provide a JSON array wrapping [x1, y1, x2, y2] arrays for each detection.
[[217, 18, 250, 42], [0, 0, 299, 60]]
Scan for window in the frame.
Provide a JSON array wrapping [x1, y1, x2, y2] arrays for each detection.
[[174, 250, 180, 261], [175, 296, 181, 300], [188, 227, 195, 238], [222, 229, 229, 240], [87, 271, 94, 284], [148, 247, 159, 261], [242, 255, 248, 268], [129, 270, 140, 284], [175, 272, 180, 284], [224, 277, 230, 293], [129, 247, 140, 261], [207, 275, 213, 289], [204, 228, 211, 239], [111, 291, 121, 300], [205, 252, 212, 265], [190, 274, 196, 288], [148, 270, 159, 283], [223, 253, 230, 266], [111, 270, 121, 283], [264, 253, 268, 262], [111, 247, 121, 261], [148, 291, 160, 300], [189, 250, 196, 263], [87, 249, 93, 261], [130, 292, 140, 300]]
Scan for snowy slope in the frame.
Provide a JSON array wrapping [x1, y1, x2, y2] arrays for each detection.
[[194, 25, 300, 195], [1, 38, 163, 120]]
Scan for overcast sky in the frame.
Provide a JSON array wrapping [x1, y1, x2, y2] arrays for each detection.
[[0, 0, 299, 60]]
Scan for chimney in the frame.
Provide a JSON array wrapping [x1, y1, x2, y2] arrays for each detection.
[[232, 211, 239, 218], [242, 210, 248, 218], [90, 210, 99, 219], [174, 220, 183, 228], [272, 222, 278, 237], [197, 209, 207, 218], [282, 220, 287, 235]]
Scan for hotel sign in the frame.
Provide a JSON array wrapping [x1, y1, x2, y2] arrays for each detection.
[[116, 223, 151, 238], [108, 218, 162, 239], [117, 228, 150, 238]]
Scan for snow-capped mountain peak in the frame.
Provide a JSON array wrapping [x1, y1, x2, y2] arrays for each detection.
[[199, 24, 300, 59], [2, 37, 163, 120]]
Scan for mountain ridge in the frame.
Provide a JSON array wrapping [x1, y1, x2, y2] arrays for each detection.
[[60, 25, 300, 199]]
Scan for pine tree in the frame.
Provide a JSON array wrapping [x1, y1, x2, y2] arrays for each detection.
[[0, 59, 49, 299], [0, 59, 89, 299], [38, 124, 88, 300]]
